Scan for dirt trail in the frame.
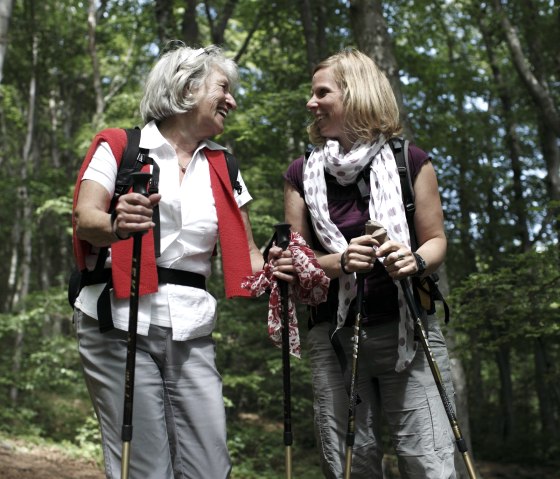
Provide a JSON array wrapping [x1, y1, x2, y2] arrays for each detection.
[[0, 439, 103, 479], [1, 438, 559, 479]]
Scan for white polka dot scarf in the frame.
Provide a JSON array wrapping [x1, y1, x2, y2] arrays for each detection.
[[303, 137, 417, 372]]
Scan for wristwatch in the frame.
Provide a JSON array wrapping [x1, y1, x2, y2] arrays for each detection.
[[412, 252, 427, 277]]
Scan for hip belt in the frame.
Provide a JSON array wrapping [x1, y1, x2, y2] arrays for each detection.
[[80, 266, 207, 333], [81, 266, 206, 290]]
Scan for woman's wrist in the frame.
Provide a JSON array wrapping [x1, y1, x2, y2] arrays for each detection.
[[340, 250, 351, 275], [111, 210, 130, 241]]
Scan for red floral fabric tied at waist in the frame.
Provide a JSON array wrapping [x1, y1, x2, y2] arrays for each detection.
[[241, 231, 330, 358]]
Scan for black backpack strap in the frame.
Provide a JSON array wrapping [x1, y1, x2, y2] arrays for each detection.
[[390, 137, 417, 250], [302, 145, 313, 179], [109, 128, 161, 256], [98, 128, 162, 331], [149, 161, 161, 258], [390, 137, 450, 323], [110, 128, 142, 209], [305, 144, 314, 160], [88, 128, 144, 294], [224, 151, 242, 195]]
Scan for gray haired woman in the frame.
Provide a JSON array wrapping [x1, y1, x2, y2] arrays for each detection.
[[72, 42, 293, 478]]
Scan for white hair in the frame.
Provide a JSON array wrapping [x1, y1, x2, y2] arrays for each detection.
[[139, 43, 239, 124]]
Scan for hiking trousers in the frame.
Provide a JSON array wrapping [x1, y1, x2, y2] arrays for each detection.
[[74, 310, 231, 479], [307, 317, 456, 479]]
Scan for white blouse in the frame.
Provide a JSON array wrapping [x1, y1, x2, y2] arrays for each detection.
[[75, 121, 252, 340]]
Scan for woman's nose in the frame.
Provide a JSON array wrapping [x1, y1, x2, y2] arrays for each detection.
[[226, 93, 237, 110], [306, 96, 317, 111]]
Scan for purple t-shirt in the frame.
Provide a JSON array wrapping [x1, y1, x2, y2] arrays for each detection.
[[284, 143, 431, 327]]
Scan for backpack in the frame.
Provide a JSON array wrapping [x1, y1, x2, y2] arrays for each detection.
[[67, 127, 242, 308]]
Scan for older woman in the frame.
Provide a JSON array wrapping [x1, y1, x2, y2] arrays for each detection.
[[72, 43, 291, 479], [284, 49, 456, 478]]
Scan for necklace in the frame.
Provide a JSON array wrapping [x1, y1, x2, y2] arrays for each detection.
[[179, 163, 187, 173]]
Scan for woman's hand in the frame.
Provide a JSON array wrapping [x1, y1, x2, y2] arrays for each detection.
[[75, 180, 161, 247], [375, 241, 417, 279], [111, 191, 161, 239], [340, 234, 378, 275], [267, 245, 296, 283]]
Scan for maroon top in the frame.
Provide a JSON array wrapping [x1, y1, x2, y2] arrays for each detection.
[[284, 143, 431, 327]]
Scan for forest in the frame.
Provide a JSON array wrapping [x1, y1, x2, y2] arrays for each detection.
[[0, 0, 558, 478]]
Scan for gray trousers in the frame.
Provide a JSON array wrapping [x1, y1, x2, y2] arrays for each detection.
[[74, 310, 231, 479], [307, 317, 456, 479]]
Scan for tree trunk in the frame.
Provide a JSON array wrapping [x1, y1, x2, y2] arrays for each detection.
[[87, 0, 104, 126], [450, 355, 476, 478], [492, 0, 560, 138], [348, 0, 413, 139], [204, 0, 238, 47], [9, 32, 37, 405], [479, 15, 530, 251], [0, 0, 13, 84], [437, 265, 480, 479], [537, 117, 560, 236], [495, 344, 514, 439], [299, 0, 319, 75], [491, 0, 560, 235], [232, 5, 265, 65], [181, 0, 198, 46], [534, 337, 558, 442], [155, 0, 176, 45]]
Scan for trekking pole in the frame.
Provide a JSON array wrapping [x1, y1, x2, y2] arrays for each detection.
[[368, 220, 477, 479], [274, 222, 293, 479], [343, 222, 387, 479], [121, 172, 152, 479], [343, 265, 364, 479]]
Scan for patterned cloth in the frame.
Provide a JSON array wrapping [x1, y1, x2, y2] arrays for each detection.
[[241, 231, 330, 358], [303, 137, 417, 372]]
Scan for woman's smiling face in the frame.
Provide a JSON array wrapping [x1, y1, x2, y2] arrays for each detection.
[[307, 66, 351, 151], [191, 68, 237, 139]]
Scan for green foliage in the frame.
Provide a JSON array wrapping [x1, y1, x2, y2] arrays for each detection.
[[228, 418, 323, 478], [452, 248, 560, 348], [1, 0, 559, 473], [73, 414, 103, 465], [0, 288, 90, 438], [450, 246, 560, 460]]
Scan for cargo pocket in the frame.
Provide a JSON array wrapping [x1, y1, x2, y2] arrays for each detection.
[[427, 385, 452, 451]]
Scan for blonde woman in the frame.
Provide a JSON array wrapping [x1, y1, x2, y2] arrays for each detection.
[[284, 49, 455, 478]]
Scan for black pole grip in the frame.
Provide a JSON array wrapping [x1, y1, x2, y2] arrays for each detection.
[[274, 223, 291, 250], [130, 172, 152, 236], [131, 172, 152, 196]]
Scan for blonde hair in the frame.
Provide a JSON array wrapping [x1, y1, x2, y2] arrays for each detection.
[[307, 48, 402, 146], [140, 43, 238, 124]]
